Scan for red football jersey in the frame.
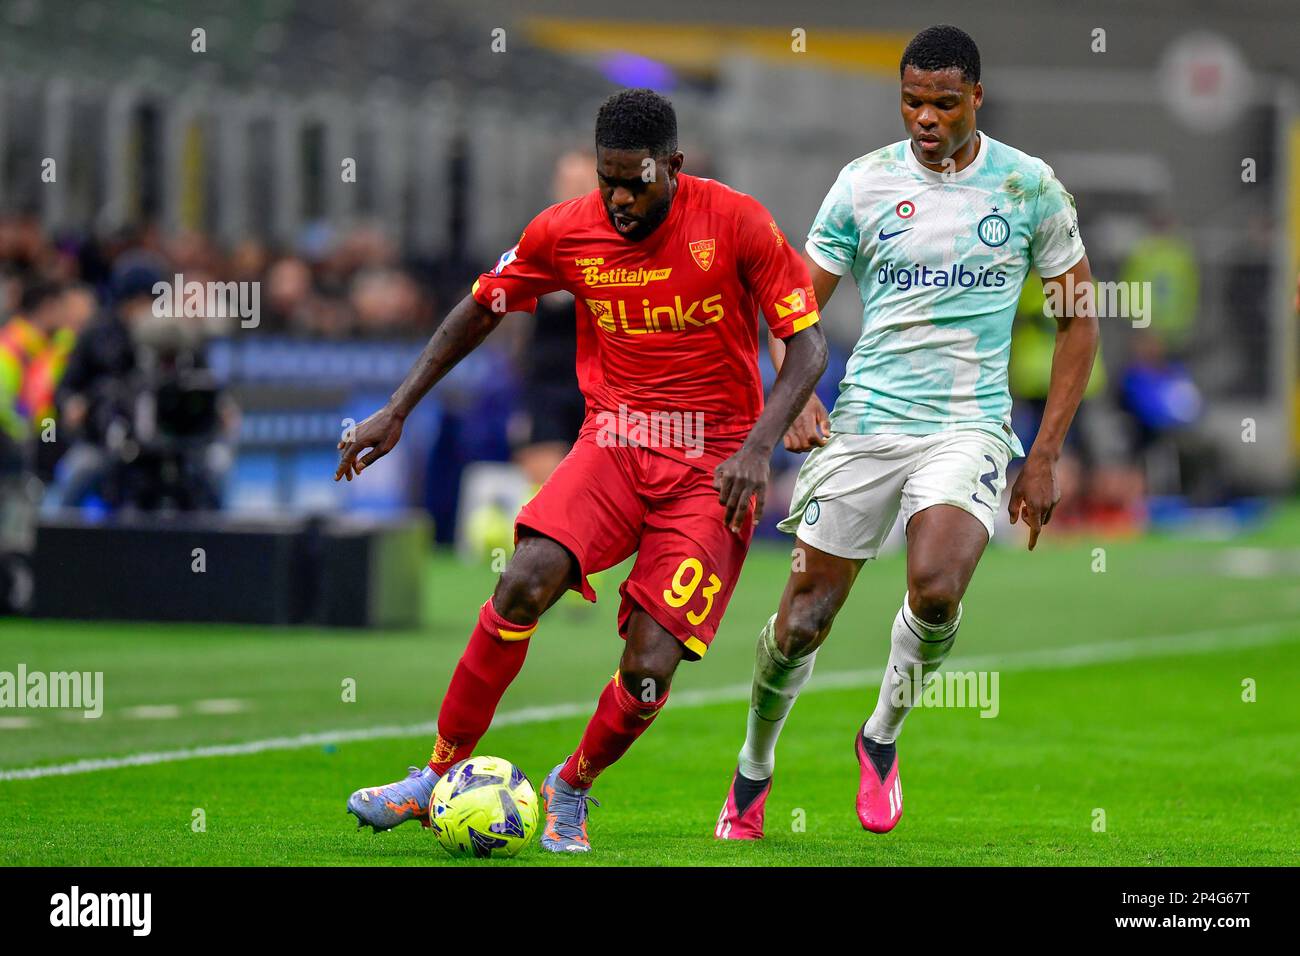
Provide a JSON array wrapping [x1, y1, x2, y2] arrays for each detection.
[[472, 174, 820, 471]]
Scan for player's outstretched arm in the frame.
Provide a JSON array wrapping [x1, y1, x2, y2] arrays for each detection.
[[769, 256, 842, 451], [770, 329, 830, 451], [335, 294, 503, 481], [1007, 254, 1099, 548], [715, 322, 828, 531]]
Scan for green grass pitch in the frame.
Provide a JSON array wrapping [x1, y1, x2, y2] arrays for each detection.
[[2, 508, 1299, 866]]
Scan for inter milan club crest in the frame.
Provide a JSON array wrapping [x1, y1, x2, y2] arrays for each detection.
[[803, 499, 821, 525], [978, 207, 1010, 247], [689, 238, 716, 272]]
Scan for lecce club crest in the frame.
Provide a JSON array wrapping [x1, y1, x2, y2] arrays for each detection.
[[689, 238, 716, 272]]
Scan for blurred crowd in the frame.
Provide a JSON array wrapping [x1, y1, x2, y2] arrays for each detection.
[[0, 211, 475, 481], [1006, 214, 1215, 539], [1, 213, 464, 342], [0, 186, 1250, 606], [0, 211, 475, 609]]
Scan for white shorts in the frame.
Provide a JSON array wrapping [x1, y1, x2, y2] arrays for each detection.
[[777, 429, 1014, 560]]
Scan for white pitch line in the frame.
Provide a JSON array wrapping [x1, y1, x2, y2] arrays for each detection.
[[193, 698, 251, 715], [1, 619, 1295, 783], [122, 705, 182, 721]]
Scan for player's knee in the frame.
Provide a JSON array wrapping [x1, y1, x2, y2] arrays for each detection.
[[492, 574, 549, 622], [620, 616, 683, 699], [908, 568, 962, 626], [494, 562, 559, 622], [781, 589, 839, 657], [492, 536, 574, 621], [619, 652, 677, 702]]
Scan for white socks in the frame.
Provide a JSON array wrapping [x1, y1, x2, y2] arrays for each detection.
[[737, 614, 816, 781], [736, 593, 961, 778], [863, 593, 961, 744]]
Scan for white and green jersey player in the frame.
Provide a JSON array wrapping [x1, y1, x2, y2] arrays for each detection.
[[777, 130, 1086, 556], [809, 131, 1084, 457], [715, 25, 1100, 842]]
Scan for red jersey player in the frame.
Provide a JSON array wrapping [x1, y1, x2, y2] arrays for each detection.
[[338, 89, 827, 853]]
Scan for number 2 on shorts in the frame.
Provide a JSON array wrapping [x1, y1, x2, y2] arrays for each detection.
[[663, 557, 723, 626]]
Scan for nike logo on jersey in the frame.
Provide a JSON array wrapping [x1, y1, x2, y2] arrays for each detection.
[[878, 227, 912, 241]]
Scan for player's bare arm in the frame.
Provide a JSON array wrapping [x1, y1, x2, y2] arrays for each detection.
[[334, 293, 502, 481], [1007, 254, 1100, 549], [716, 321, 828, 532], [769, 255, 842, 452]]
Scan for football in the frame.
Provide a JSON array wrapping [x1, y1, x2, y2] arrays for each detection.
[[428, 756, 540, 858]]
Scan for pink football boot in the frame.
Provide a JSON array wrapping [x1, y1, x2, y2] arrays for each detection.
[[855, 729, 903, 833], [714, 768, 771, 840]]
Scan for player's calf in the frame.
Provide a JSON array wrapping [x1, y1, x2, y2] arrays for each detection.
[[427, 537, 576, 775], [726, 554, 853, 831], [538, 617, 678, 852], [538, 675, 664, 853], [777, 539, 860, 657], [735, 612, 817, 781], [863, 593, 960, 745]]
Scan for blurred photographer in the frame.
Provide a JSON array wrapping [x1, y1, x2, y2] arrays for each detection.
[[53, 257, 236, 511]]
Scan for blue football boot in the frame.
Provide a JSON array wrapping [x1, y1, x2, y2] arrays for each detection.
[[539, 761, 600, 853], [347, 765, 439, 832]]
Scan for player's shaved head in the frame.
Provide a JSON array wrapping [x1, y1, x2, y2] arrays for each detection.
[[595, 88, 678, 158], [900, 24, 980, 85]]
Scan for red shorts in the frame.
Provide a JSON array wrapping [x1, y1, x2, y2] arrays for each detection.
[[515, 433, 754, 660]]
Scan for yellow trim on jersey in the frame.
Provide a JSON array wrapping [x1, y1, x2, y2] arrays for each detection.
[[498, 622, 537, 642], [790, 310, 821, 334], [684, 636, 708, 657], [471, 278, 481, 296]]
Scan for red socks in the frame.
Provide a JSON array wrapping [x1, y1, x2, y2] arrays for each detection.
[[429, 599, 536, 775], [430, 603, 668, 788], [559, 673, 669, 788]]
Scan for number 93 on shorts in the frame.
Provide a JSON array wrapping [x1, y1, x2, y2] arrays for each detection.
[[614, 493, 753, 660], [515, 436, 754, 660]]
